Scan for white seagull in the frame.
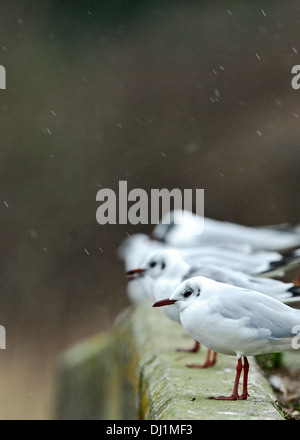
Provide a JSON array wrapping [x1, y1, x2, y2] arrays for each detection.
[[153, 276, 300, 400], [152, 210, 300, 252], [129, 249, 300, 306], [119, 235, 300, 300]]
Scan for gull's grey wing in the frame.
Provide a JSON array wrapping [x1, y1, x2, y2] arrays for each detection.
[[210, 287, 300, 340]]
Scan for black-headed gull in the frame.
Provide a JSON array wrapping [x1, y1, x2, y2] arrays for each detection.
[[130, 249, 300, 305], [153, 276, 300, 400], [152, 210, 300, 252], [120, 235, 300, 300]]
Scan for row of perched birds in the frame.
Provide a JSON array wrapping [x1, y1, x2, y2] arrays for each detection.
[[118, 211, 300, 400]]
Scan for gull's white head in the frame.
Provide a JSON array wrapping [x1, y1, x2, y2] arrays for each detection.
[[153, 276, 214, 310], [139, 249, 189, 280], [172, 277, 203, 307]]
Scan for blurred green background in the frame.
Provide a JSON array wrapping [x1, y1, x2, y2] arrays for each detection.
[[1, 0, 300, 419]]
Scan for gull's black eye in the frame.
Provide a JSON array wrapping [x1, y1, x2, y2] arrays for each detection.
[[149, 261, 157, 268], [161, 262, 166, 270], [183, 290, 193, 298]]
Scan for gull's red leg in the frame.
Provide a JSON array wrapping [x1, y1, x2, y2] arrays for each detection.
[[238, 356, 250, 400], [209, 357, 243, 400], [177, 340, 200, 353], [187, 349, 218, 369]]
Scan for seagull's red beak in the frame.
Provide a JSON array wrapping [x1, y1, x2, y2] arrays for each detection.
[[153, 298, 177, 307], [126, 268, 145, 281]]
